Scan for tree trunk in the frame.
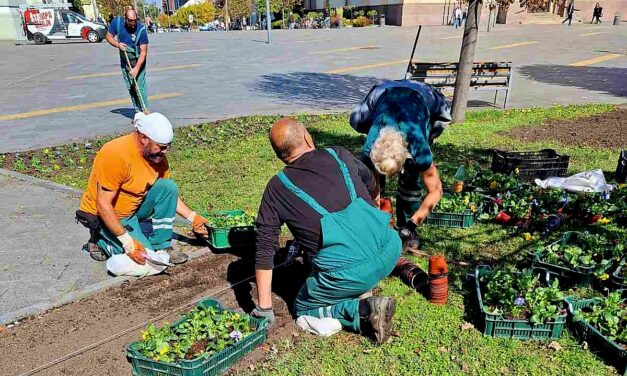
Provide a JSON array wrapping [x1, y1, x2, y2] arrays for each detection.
[[451, 0, 482, 123], [496, 5, 508, 24]]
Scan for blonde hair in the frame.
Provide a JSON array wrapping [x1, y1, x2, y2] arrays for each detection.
[[370, 127, 410, 177]]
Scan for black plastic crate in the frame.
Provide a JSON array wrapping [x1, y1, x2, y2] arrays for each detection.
[[616, 150, 626, 183], [491, 149, 569, 182]]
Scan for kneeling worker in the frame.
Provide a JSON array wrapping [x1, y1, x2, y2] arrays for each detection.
[[76, 112, 208, 276], [252, 118, 401, 344], [350, 81, 451, 249]]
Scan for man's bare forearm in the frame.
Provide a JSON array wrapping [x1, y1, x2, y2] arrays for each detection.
[[255, 269, 273, 309], [175, 197, 193, 219], [97, 200, 125, 236], [105, 32, 119, 49]]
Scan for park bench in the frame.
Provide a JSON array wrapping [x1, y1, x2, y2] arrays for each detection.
[[400, 26, 513, 109], [406, 61, 513, 108]]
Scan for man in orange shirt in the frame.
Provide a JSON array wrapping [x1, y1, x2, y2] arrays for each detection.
[[76, 112, 208, 274]]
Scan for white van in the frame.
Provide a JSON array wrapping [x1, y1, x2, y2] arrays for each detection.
[[22, 8, 106, 45]]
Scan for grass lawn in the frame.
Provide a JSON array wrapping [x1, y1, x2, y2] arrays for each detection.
[[4, 104, 624, 375]]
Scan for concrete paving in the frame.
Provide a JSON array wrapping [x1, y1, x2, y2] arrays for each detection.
[[0, 23, 625, 152], [0, 169, 112, 324]]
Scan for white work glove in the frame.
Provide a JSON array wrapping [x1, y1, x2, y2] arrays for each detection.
[[117, 232, 147, 265]]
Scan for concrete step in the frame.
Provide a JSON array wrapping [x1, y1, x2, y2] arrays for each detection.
[[517, 11, 565, 24]]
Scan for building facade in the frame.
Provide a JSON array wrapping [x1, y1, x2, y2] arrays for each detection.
[[306, 0, 626, 26]]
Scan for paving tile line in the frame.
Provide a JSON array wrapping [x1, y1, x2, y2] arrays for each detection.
[[0, 168, 198, 325]]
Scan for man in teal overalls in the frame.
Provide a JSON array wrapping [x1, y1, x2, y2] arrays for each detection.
[[105, 9, 149, 113], [351, 81, 451, 250], [252, 118, 401, 344]]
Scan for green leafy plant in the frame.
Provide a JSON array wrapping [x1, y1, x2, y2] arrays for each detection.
[[573, 291, 627, 345], [535, 233, 623, 275], [205, 211, 256, 228], [470, 170, 521, 193], [481, 267, 565, 325], [136, 306, 255, 364], [434, 192, 483, 214]]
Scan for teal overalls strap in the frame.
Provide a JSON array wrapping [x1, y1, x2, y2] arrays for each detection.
[[277, 148, 401, 332]]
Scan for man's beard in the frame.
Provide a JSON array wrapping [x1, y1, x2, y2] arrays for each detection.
[[143, 148, 164, 164]]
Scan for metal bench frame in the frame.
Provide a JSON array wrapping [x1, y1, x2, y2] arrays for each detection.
[[406, 61, 513, 108]]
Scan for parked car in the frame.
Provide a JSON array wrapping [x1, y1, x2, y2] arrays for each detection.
[[199, 23, 216, 31], [21, 8, 106, 44], [170, 27, 182, 32]]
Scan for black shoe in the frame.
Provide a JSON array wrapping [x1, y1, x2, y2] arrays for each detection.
[[364, 297, 396, 345], [86, 242, 107, 262], [163, 246, 189, 264]]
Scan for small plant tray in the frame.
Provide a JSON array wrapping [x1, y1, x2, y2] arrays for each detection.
[[424, 210, 476, 228], [613, 259, 627, 289], [530, 231, 610, 287], [474, 265, 567, 340], [202, 210, 256, 250], [565, 294, 627, 375], [126, 298, 268, 376], [491, 149, 569, 182]]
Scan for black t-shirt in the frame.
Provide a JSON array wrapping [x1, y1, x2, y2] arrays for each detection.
[[255, 147, 377, 269]]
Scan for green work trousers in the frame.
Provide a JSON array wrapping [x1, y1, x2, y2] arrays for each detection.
[[121, 65, 147, 112], [98, 179, 178, 256]]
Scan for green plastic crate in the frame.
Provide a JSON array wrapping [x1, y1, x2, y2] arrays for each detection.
[[613, 259, 627, 289], [474, 265, 567, 340], [531, 231, 611, 286], [565, 294, 627, 375], [126, 298, 268, 376], [424, 211, 476, 228], [202, 210, 257, 250]]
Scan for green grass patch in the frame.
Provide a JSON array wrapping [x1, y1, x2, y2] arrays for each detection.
[[2, 104, 623, 375]]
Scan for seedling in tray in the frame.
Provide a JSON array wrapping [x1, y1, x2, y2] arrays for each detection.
[[433, 192, 483, 214], [573, 291, 627, 347], [205, 211, 256, 228], [136, 306, 255, 364], [535, 232, 624, 277], [480, 267, 565, 325]]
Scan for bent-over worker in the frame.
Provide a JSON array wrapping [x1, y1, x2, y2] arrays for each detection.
[[251, 118, 401, 344], [76, 112, 208, 276], [106, 9, 149, 113], [350, 80, 451, 250]]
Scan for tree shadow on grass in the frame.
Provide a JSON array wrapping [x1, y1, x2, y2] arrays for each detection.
[[519, 64, 627, 98], [252, 72, 385, 109]]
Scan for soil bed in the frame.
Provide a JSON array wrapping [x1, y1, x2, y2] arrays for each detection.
[[0, 242, 303, 376], [504, 108, 627, 149]]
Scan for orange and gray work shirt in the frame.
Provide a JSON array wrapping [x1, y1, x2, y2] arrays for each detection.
[[79, 134, 170, 218]]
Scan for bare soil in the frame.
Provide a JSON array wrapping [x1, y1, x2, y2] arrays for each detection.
[[0, 241, 305, 376], [504, 108, 627, 149]]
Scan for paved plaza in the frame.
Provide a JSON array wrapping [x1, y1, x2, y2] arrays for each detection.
[[0, 23, 625, 152]]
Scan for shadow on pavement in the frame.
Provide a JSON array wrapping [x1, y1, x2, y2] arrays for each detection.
[[519, 64, 627, 98], [253, 71, 385, 109], [111, 107, 137, 119]]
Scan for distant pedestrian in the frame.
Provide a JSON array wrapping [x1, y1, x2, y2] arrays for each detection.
[[592, 2, 603, 23], [288, 12, 295, 29], [462, 6, 468, 25], [562, 0, 578, 26], [454, 7, 463, 28]]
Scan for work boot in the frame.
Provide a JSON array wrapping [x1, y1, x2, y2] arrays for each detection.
[[85, 242, 107, 262], [363, 297, 396, 345], [163, 246, 188, 264]]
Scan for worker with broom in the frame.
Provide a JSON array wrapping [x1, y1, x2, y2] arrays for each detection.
[[75, 112, 209, 276], [105, 9, 149, 113], [252, 118, 401, 344], [350, 81, 451, 251]]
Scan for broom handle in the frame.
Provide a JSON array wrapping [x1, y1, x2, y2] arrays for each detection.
[[123, 49, 148, 113]]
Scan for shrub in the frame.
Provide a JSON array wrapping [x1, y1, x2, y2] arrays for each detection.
[[352, 16, 372, 27], [271, 20, 283, 29]]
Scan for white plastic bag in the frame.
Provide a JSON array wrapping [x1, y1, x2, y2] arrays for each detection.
[[535, 169, 613, 193], [106, 249, 170, 277], [296, 315, 343, 337]]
